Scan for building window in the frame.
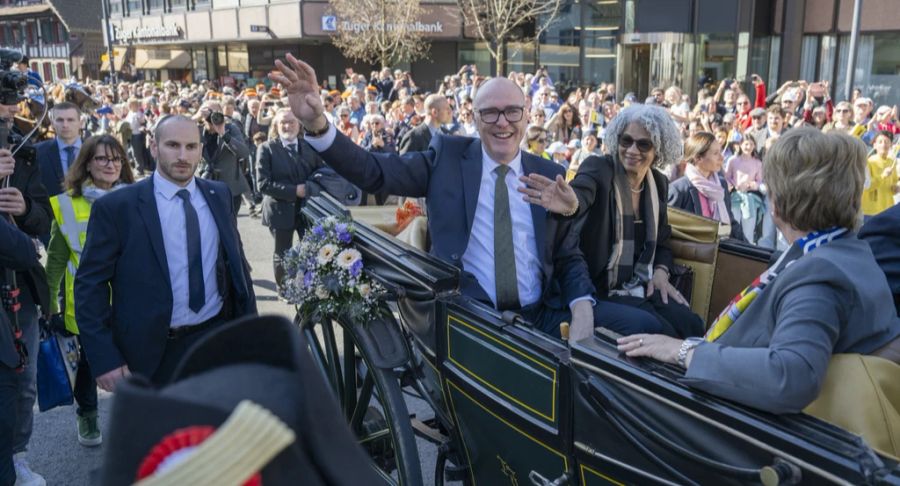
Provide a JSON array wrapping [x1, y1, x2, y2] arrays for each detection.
[[148, 0, 164, 11], [109, 0, 123, 16], [799, 36, 818, 83], [170, 0, 187, 10], [126, 0, 142, 15]]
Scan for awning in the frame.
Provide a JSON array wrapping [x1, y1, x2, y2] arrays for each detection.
[[100, 48, 126, 71], [136, 49, 191, 71]]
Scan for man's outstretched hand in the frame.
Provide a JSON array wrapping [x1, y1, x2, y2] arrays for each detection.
[[268, 53, 327, 133]]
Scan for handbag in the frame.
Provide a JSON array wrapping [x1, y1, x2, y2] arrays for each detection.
[[36, 324, 79, 412], [669, 263, 694, 305]]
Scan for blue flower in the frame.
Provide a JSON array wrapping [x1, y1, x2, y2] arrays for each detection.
[[335, 223, 352, 243], [303, 271, 314, 287], [350, 259, 363, 278], [313, 225, 325, 238]]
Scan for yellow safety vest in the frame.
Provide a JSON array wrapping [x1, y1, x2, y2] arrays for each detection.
[[48, 193, 91, 335]]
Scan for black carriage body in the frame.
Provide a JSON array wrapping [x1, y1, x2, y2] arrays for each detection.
[[303, 195, 900, 485]]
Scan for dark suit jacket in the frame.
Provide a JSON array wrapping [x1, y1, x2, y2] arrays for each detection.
[[256, 138, 325, 230], [397, 123, 432, 155], [3, 152, 51, 311], [859, 204, 900, 314], [569, 155, 676, 293], [74, 177, 257, 378], [201, 123, 252, 197], [318, 130, 594, 310], [667, 175, 744, 240], [0, 216, 40, 368], [36, 138, 65, 197]]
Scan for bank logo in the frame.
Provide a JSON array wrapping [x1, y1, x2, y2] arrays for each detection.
[[322, 16, 337, 32]]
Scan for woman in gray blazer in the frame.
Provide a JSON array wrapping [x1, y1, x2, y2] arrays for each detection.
[[618, 127, 900, 414]]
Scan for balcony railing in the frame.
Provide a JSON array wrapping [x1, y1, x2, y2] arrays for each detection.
[[0, 42, 69, 59]]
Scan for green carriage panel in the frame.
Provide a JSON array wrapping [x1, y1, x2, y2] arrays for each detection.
[[579, 464, 625, 486], [446, 314, 558, 426], [447, 381, 568, 486]]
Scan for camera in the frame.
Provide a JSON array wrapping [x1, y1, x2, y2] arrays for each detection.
[[205, 110, 225, 125], [0, 49, 27, 106]]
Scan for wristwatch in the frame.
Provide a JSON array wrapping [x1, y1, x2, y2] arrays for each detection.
[[304, 120, 330, 138], [677, 337, 703, 368]]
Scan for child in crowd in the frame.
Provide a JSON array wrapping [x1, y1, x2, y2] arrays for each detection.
[[725, 137, 765, 244], [863, 131, 898, 218]]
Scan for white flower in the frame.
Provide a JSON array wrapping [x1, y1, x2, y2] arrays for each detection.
[[317, 244, 338, 264], [315, 286, 329, 299], [336, 248, 362, 270], [357, 283, 371, 298]]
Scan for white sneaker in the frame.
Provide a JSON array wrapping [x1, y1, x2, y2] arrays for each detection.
[[12, 453, 45, 486]]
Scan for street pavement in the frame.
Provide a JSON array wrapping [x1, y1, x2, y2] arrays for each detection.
[[25, 204, 445, 485]]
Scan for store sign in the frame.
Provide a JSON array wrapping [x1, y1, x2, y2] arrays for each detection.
[[321, 15, 444, 35], [113, 25, 183, 43], [302, 3, 462, 39]]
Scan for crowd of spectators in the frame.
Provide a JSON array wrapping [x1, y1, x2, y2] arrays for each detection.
[[27, 64, 900, 246]]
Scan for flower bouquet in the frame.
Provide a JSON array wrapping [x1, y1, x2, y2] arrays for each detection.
[[282, 217, 385, 324]]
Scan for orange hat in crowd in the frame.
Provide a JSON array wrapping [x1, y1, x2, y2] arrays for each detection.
[[208, 92, 222, 99], [270, 88, 281, 97], [244, 88, 258, 97], [366, 86, 377, 92], [328, 90, 340, 97]]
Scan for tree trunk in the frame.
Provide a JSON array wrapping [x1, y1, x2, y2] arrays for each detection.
[[495, 38, 507, 77]]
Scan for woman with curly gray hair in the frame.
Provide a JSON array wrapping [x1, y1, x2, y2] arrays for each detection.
[[520, 104, 704, 341]]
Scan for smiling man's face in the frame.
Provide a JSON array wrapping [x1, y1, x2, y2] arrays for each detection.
[[474, 78, 527, 165]]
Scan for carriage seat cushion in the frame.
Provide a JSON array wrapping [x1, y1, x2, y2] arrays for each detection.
[[804, 353, 900, 459]]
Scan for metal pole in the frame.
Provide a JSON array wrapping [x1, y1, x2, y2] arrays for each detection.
[[843, 0, 862, 101], [100, 0, 117, 90]]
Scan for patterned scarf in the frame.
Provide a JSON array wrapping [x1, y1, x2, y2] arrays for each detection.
[[607, 162, 659, 296], [705, 226, 848, 342]]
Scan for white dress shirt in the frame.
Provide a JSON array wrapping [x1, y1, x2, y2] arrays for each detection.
[[152, 171, 223, 327], [463, 149, 543, 307]]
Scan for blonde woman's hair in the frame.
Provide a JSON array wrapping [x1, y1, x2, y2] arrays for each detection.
[[764, 127, 866, 231]]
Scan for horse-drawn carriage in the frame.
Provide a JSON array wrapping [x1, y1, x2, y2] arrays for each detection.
[[298, 194, 900, 485]]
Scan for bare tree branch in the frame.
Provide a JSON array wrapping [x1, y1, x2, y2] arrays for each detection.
[[327, 0, 431, 69], [457, 0, 562, 76]]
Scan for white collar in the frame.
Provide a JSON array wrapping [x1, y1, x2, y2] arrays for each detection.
[[481, 147, 523, 178], [280, 137, 298, 147], [153, 170, 197, 201]]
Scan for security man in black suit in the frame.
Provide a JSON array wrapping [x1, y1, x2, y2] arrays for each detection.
[[397, 93, 453, 155], [256, 108, 325, 290]]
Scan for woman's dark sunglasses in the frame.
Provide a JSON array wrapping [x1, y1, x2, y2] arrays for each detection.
[[619, 134, 654, 153]]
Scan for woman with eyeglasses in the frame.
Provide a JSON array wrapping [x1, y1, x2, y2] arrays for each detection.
[[44, 135, 135, 447], [520, 105, 705, 339]]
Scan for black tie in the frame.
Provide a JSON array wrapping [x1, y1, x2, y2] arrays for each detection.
[[176, 189, 205, 313], [286, 143, 298, 158], [493, 165, 520, 310]]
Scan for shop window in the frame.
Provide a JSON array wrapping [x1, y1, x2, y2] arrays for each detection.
[[226, 48, 249, 74], [126, 0, 142, 15], [799, 36, 818, 82], [698, 33, 736, 85], [108, 0, 123, 16], [170, 0, 187, 10], [148, 0, 164, 11], [213, 0, 239, 8], [819, 35, 837, 88]]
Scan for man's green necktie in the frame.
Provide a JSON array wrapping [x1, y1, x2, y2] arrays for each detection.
[[494, 165, 520, 310]]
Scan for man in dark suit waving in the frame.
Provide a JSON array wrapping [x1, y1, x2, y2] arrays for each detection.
[[75, 115, 257, 392], [270, 54, 611, 341]]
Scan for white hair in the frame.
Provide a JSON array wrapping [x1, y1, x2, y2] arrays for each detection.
[[603, 104, 683, 168]]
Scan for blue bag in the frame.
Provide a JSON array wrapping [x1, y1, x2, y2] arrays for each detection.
[[36, 329, 77, 412]]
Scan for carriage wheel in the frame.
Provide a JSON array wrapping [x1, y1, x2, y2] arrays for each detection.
[[297, 313, 423, 486]]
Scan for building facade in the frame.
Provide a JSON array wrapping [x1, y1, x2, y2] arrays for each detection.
[[104, 0, 900, 106], [0, 0, 103, 82]]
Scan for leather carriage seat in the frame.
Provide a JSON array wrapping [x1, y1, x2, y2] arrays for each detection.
[[667, 207, 720, 324]]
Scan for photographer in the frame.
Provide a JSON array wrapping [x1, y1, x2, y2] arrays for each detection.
[[195, 101, 251, 217], [0, 50, 51, 486], [0, 215, 41, 486]]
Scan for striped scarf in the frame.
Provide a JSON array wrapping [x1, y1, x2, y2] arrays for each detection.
[[607, 163, 659, 296], [705, 227, 848, 342]]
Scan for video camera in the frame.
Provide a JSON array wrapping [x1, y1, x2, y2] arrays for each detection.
[[0, 49, 28, 106], [206, 110, 225, 126]]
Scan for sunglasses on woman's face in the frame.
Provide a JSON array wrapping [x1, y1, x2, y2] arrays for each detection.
[[618, 134, 654, 153]]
